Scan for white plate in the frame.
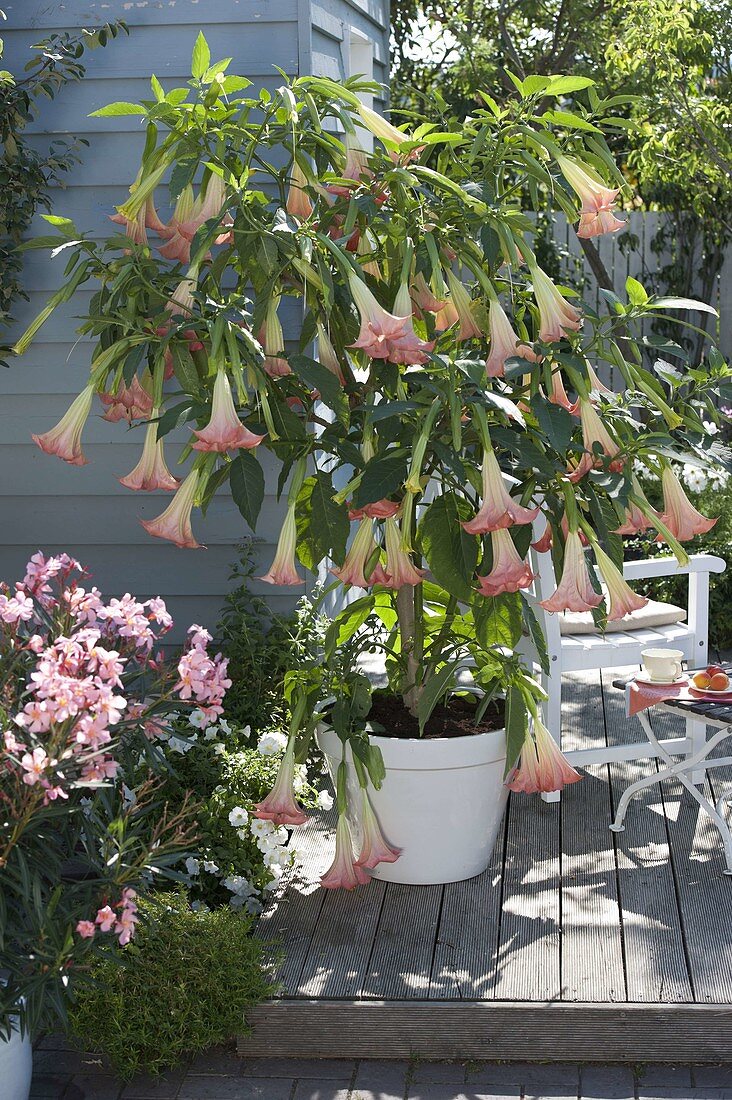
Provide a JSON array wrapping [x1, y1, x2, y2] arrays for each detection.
[[635, 673, 687, 687], [689, 684, 732, 697]]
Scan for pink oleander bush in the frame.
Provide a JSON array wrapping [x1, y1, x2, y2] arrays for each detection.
[[0, 551, 230, 1037]]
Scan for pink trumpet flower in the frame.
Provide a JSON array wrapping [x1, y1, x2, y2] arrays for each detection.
[[119, 414, 180, 492], [356, 102, 412, 150], [332, 518, 379, 588], [260, 504, 304, 586], [657, 465, 717, 542], [539, 529, 603, 614], [445, 269, 482, 340], [476, 529, 535, 596], [411, 271, 446, 316], [383, 517, 426, 587], [286, 159, 314, 220], [158, 185, 196, 261], [355, 790, 400, 869], [507, 716, 582, 794], [462, 449, 540, 534], [141, 468, 203, 549], [547, 368, 579, 414], [586, 362, 613, 398], [192, 369, 265, 452], [567, 399, 624, 482], [390, 282, 434, 364], [259, 298, 291, 377], [166, 272, 197, 317], [556, 155, 624, 239], [531, 522, 553, 554], [485, 298, 539, 377], [321, 813, 370, 889], [348, 499, 400, 520], [316, 322, 345, 383], [593, 543, 648, 621], [531, 265, 582, 342], [348, 274, 429, 364], [32, 384, 95, 466], [327, 132, 371, 196], [100, 375, 154, 423], [255, 739, 309, 826], [614, 477, 659, 535], [433, 298, 460, 332]]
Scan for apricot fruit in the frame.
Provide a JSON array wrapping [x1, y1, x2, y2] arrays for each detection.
[[710, 672, 731, 691], [693, 672, 712, 689]]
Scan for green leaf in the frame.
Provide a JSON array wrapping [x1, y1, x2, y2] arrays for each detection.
[[544, 109, 601, 132], [521, 596, 549, 676], [89, 101, 146, 117], [156, 400, 193, 440], [649, 296, 717, 317], [418, 661, 460, 735], [419, 493, 477, 602], [202, 58, 232, 83], [504, 685, 527, 774], [170, 344, 200, 395], [325, 596, 375, 661], [309, 471, 349, 565], [150, 75, 165, 102], [625, 276, 648, 306], [289, 354, 343, 414], [474, 592, 523, 651], [545, 75, 595, 94], [353, 451, 408, 507], [530, 394, 575, 452], [229, 452, 265, 530], [191, 32, 211, 79]]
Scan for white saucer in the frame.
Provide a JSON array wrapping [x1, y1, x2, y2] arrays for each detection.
[[634, 673, 687, 687], [689, 684, 732, 698]]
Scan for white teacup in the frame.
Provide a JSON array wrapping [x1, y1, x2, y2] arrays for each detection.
[[641, 647, 684, 683]]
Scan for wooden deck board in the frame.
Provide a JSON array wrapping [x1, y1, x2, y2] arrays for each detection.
[[360, 882, 444, 999], [297, 878, 387, 998]]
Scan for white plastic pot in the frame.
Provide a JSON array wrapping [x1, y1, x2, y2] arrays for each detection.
[[0, 1018, 33, 1100], [316, 719, 508, 885]]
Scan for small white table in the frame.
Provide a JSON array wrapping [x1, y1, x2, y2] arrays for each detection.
[[611, 677, 732, 874]]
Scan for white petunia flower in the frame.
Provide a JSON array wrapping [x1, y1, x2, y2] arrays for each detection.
[[204, 727, 219, 741], [257, 731, 288, 757], [212, 742, 226, 755], [244, 897, 263, 916], [317, 789, 334, 811], [185, 857, 200, 876], [684, 465, 708, 494], [704, 421, 720, 436], [202, 860, 219, 873], [189, 709, 207, 728], [228, 806, 249, 828], [237, 828, 249, 841], [250, 818, 276, 840], [168, 734, 196, 755], [218, 718, 232, 735], [293, 763, 308, 793]]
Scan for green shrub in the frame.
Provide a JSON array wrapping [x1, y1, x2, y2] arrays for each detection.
[[69, 892, 274, 1079]]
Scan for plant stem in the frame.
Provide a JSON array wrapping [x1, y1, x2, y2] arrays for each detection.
[[396, 585, 420, 718]]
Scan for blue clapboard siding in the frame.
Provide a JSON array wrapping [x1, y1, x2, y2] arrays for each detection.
[[2, 0, 389, 639]]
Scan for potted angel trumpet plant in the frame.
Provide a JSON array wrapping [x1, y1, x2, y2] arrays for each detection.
[[13, 41, 729, 886]]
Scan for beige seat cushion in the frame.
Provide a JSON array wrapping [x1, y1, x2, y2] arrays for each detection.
[[559, 598, 687, 636]]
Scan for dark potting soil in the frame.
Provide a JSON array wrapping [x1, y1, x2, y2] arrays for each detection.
[[366, 691, 506, 740]]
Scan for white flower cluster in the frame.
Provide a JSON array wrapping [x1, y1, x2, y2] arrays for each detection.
[[634, 458, 729, 495]]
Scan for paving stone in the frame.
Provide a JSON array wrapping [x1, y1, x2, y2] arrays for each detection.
[[352, 1058, 408, 1099], [580, 1065, 635, 1099], [37, 1035, 76, 1052], [638, 1064, 693, 1088], [292, 1080, 352, 1100], [406, 1088, 519, 1100], [120, 1068, 186, 1098], [68, 1078, 122, 1100], [178, 1076, 294, 1099], [34, 1051, 95, 1076], [410, 1061, 467, 1085], [521, 1064, 580, 1098], [695, 1068, 732, 1088], [186, 1050, 245, 1077], [639, 1092, 732, 1100], [30, 1076, 72, 1099], [242, 1058, 355, 1079], [465, 1065, 525, 1089]]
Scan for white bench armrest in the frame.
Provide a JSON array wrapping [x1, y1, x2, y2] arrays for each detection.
[[622, 553, 726, 581]]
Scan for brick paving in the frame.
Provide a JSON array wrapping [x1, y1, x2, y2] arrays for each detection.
[[29, 1042, 732, 1100]]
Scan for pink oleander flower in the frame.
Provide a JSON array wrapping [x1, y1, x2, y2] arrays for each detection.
[[383, 517, 426, 588], [259, 298, 291, 377], [321, 812, 371, 889], [547, 368, 579, 414], [507, 716, 582, 794], [614, 477, 659, 535], [531, 265, 582, 342], [485, 298, 539, 377], [260, 504, 303, 586], [0, 591, 34, 625], [348, 274, 429, 364], [76, 920, 96, 939], [556, 155, 624, 239], [445, 269, 482, 340], [32, 384, 95, 466], [255, 739, 309, 826], [348, 499, 401, 520], [192, 369, 265, 452], [355, 790, 400, 869], [119, 415, 180, 492], [100, 375, 154, 424], [332, 518, 380, 588], [20, 746, 49, 786], [462, 449, 539, 534], [316, 322, 345, 383], [476, 529, 535, 596], [95, 905, 116, 932], [657, 465, 717, 542], [141, 468, 203, 549], [286, 158, 314, 220], [115, 887, 138, 946], [567, 399, 624, 482], [539, 529, 603, 614], [593, 543, 648, 621]]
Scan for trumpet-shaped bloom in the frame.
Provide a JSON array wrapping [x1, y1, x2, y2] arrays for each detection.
[[568, 399, 624, 482], [614, 477, 659, 535], [255, 739, 309, 826], [316, 322, 345, 383], [348, 499, 400, 521], [390, 282, 434, 364], [383, 517, 426, 587], [355, 790, 400, 869], [32, 384, 95, 466], [593, 543, 648, 621], [476, 529, 535, 596], [445, 269, 482, 340], [485, 298, 539, 377], [507, 717, 582, 794], [119, 415, 180, 492], [141, 468, 203, 549], [332, 518, 379, 588], [260, 504, 303, 586], [166, 272, 197, 317], [531, 522, 553, 554], [539, 530, 603, 613], [411, 271, 446, 316], [556, 155, 624, 239], [586, 362, 613, 398], [547, 368, 579, 414], [192, 369, 265, 452], [321, 812, 370, 889], [462, 449, 539, 534], [531, 265, 582, 342], [433, 298, 460, 332], [348, 274, 430, 364], [286, 158, 314, 220], [357, 103, 411, 149], [100, 375, 154, 423], [657, 465, 717, 542], [259, 298, 291, 377]]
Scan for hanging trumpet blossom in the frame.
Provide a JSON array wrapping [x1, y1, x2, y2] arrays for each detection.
[[192, 368, 265, 452], [158, 185, 196, 262], [321, 812, 370, 889], [567, 399, 624, 482], [383, 517, 426, 587], [411, 271, 446, 316], [119, 414, 180, 492], [445, 269, 482, 341], [390, 282, 435, 365], [355, 790, 400, 869], [141, 467, 203, 549], [585, 362, 613, 399], [433, 298, 460, 332], [326, 132, 370, 196], [259, 297, 291, 377], [476, 529, 536, 596], [657, 464, 717, 542], [286, 158, 314, 220], [356, 102, 411, 150], [32, 384, 95, 467], [348, 273, 429, 364], [462, 448, 539, 534], [100, 375, 154, 424], [255, 738, 309, 826], [260, 503, 303, 585], [332, 518, 380, 588], [556, 155, 624, 239], [507, 716, 582, 794], [614, 476, 659, 535], [547, 368, 579, 414], [316, 322, 345, 383], [539, 529, 603, 614], [531, 265, 582, 342], [592, 543, 648, 621], [166, 267, 199, 317], [485, 298, 539, 377]]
